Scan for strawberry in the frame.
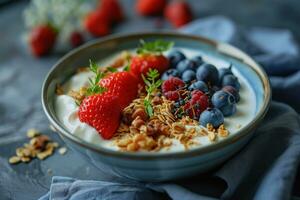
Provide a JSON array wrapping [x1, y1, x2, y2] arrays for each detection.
[[99, 0, 124, 23], [164, 1, 193, 28], [29, 25, 57, 57], [84, 11, 110, 37], [70, 31, 84, 47], [100, 71, 139, 109], [136, 0, 167, 16], [130, 40, 173, 82], [78, 94, 121, 139]]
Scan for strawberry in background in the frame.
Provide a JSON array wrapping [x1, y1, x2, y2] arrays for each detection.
[[29, 25, 57, 57], [136, 0, 167, 16], [84, 0, 124, 37], [164, 0, 193, 28]]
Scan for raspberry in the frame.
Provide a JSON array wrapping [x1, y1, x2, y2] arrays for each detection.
[[164, 91, 180, 101], [161, 77, 185, 93], [183, 90, 209, 119]]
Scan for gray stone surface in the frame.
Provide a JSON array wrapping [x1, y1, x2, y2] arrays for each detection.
[[0, 1, 299, 199]]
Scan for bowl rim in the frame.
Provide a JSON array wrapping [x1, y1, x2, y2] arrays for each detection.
[[42, 31, 271, 160]]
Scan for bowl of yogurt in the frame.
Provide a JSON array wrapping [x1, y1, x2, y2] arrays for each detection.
[[42, 32, 271, 181]]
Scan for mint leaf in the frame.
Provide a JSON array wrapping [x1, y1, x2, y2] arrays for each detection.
[[137, 40, 174, 55], [86, 59, 107, 96]]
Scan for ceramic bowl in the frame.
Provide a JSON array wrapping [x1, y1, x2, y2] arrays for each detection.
[[42, 32, 271, 181]]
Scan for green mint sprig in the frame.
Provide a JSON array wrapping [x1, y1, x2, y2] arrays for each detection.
[[142, 69, 163, 117], [86, 59, 107, 96], [137, 40, 174, 55]]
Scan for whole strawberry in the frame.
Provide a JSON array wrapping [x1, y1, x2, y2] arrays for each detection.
[[164, 1, 193, 28], [100, 71, 139, 109], [84, 11, 110, 37], [99, 0, 124, 23], [78, 60, 122, 139], [79, 94, 121, 139], [29, 25, 57, 57], [130, 40, 172, 82], [136, 0, 167, 16]]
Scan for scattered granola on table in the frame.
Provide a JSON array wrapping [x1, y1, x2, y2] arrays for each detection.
[[8, 128, 67, 165]]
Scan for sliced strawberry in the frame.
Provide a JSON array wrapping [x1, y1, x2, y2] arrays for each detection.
[[78, 93, 121, 139], [135, 0, 167, 16], [100, 71, 139, 109], [164, 1, 193, 28], [29, 25, 57, 57]]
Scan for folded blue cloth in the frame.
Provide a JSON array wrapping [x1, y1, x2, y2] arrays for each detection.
[[39, 16, 300, 200]]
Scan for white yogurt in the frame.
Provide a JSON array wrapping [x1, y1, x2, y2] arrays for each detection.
[[54, 48, 256, 152]]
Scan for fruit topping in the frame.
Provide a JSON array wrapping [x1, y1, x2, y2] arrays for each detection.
[[221, 74, 241, 91], [211, 90, 236, 116], [188, 81, 208, 93], [196, 63, 219, 86], [100, 71, 139, 109], [222, 85, 240, 102], [183, 90, 209, 119], [218, 65, 233, 84], [162, 76, 185, 94], [161, 69, 180, 80], [176, 59, 197, 75], [190, 56, 204, 68], [167, 50, 186, 68], [181, 69, 196, 83], [79, 94, 121, 139], [199, 108, 224, 128], [130, 40, 173, 81]]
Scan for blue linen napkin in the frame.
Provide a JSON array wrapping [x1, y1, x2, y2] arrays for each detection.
[[39, 16, 300, 200]]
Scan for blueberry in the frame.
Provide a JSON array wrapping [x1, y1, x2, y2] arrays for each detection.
[[222, 85, 240, 102], [176, 59, 196, 75], [220, 104, 237, 116], [190, 56, 203, 68], [222, 74, 240, 91], [196, 63, 219, 85], [181, 70, 196, 83], [218, 65, 233, 84], [188, 81, 208, 93], [162, 69, 180, 80], [167, 50, 186, 68], [199, 108, 224, 128], [211, 90, 236, 116]]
